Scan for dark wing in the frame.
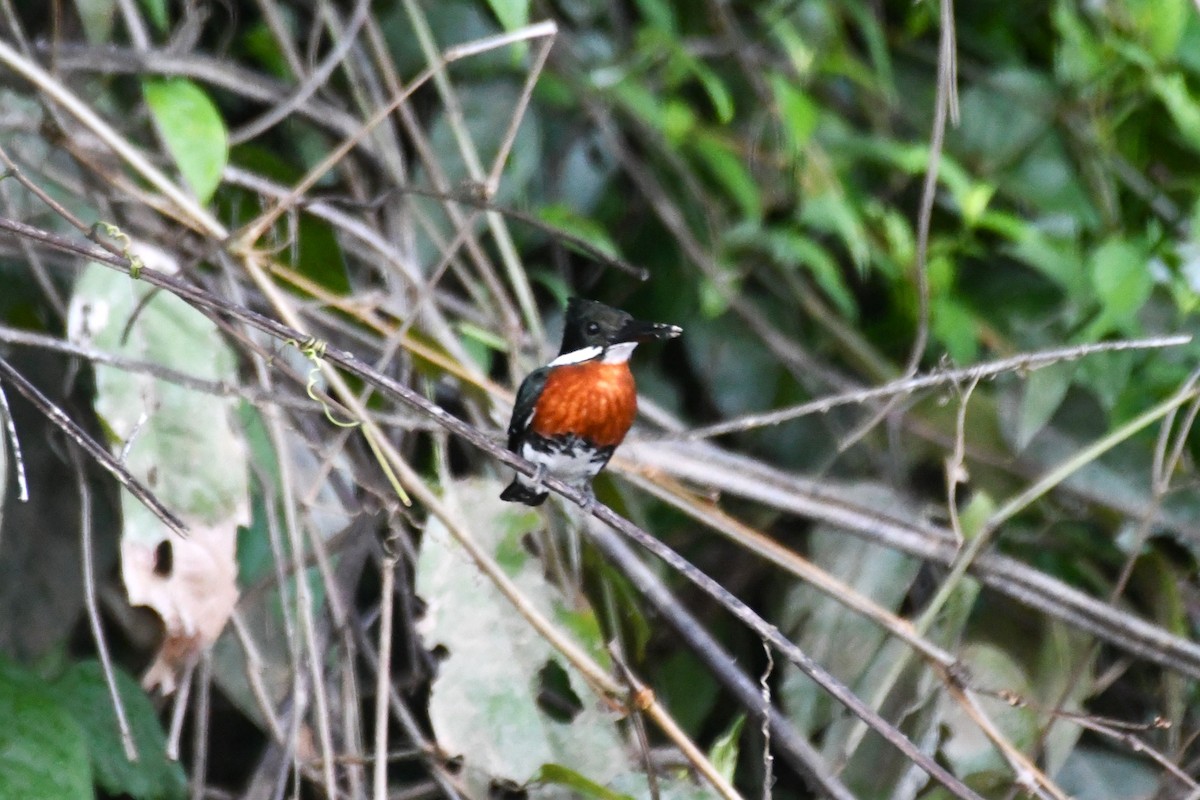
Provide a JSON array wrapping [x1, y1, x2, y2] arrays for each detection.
[[507, 367, 550, 452]]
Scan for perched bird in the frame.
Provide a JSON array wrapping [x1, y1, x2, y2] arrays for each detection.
[[500, 298, 682, 507]]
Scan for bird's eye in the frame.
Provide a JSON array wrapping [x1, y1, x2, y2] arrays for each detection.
[[585, 322, 600, 335]]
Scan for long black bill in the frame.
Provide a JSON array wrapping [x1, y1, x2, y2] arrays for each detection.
[[616, 318, 683, 344]]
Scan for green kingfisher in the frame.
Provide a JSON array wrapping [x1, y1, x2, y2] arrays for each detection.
[[500, 298, 682, 507]]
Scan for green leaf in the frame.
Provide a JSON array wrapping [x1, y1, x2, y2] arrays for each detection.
[[415, 479, 633, 797], [707, 715, 744, 783], [74, 0, 117, 42], [691, 136, 761, 220], [631, 0, 677, 32], [291, 216, 349, 294], [1052, 1, 1103, 84], [930, 296, 979, 364], [937, 644, 1038, 777], [1016, 363, 1076, 452], [689, 60, 734, 124], [656, 651, 719, 735], [530, 764, 633, 800], [54, 662, 187, 800], [138, 0, 168, 31], [241, 22, 292, 80], [957, 491, 996, 540], [68, 262, 249, 540], [800, 192, 870, 270], [1086, 238, 1153, 336], [778, 486, 923, 737], [143, 78, 228, 204], [950, 69, 1053, 170], [769, 74, 819, 155], [0, 658, 92, 799], [1056, 745, 1159, 798], [725, 226, 856, 319], [484, 0, 529, 32], [538, 203, 623, 261], [1121, 0, 1186, 59], [1151, 72, 1200, 149], [1004, 228, 1087, 298]]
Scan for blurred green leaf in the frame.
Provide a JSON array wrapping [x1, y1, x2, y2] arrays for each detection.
[[631, 0, 677, 32], [68, 263, 249, 541], [241, 22, 292, 79], [416, 479, 633, 797], [1016, 363, 1076, 452], [143, 78, 227, 204], [1056, 745, 1159, 798], [529, 764, 633, 800], [951, 69, 1054, 170], [1120, 0, 1187, 59], [688, 59, 734, 124], [1151, 72, 1200, 149], [74, 0, 116, 42], [1085, 238, 1153, 337], [938, 643, 1038, 777], [54, 662, 187, 800], [138, 0, 168, 31], [1052, 1, 1103, 84], [708, 715, 744, 783], [485, 0, 529, 31], [769, 74, 818, 155], [0, 658, 92, 799], [691, 136, 761, 220], [778, 485, 922, 737], [656, 650, 719, 735], [291, 216, 349, 294], [725, 225, 856, 319], [958, 491, 997, 541], [800, 192, 870, 270], [931, 295, 979, 363], [539, 203, 622, 261]]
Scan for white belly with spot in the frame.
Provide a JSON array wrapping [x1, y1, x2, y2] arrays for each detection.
[[520, 437, 609, 486]]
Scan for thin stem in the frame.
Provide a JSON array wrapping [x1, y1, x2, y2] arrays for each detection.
[[679, 335, 1190, 441], [0, 352, 188, 537], [374, 540, 397, 800], [73, 445, 139, 762]]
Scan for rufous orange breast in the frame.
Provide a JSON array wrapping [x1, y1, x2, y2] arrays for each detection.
[[529, 361, 637, 448]]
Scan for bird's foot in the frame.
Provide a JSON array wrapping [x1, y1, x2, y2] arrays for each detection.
[[530, 463, 547, 492], [577, 484, 597, 514]]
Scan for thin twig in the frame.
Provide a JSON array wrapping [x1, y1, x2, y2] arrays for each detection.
[[230, 611, 288, 744], [71, 444, 139, 762], [190, 654, 213, 800], [166, 659, 195, 760], [374, 537, 398, 800], [397, 3, 551, 344], [904, 0, 958, 375], [584, 518, 854, 799], [0, 351, 188, 536], [679, 335, 1191, 440], [946, 376, 980, 545], [608, 646, 661, 800], [0, 381, 28, 502], [760, 644, 774, 800], [322, 184, 649, 280], [620, 439, 1200, 679], [229, 0, 373, 144]]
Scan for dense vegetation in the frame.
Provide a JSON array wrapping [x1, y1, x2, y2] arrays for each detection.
[[2, 0, 1200, 798]]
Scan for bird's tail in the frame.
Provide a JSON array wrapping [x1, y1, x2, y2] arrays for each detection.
[[500, 476, 548, 506]]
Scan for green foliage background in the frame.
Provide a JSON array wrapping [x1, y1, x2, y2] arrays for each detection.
[[2, 0, 1200, 798]]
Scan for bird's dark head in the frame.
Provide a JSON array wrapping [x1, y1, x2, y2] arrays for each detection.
[[556, 298, 682, 362]]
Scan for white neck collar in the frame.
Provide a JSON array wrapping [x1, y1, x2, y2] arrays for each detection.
[[548, 341, 638, 367]]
